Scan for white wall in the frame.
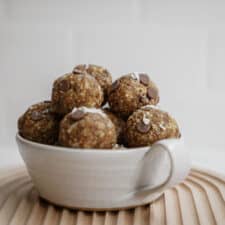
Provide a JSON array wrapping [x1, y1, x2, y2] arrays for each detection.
[[0, 0, 225, 164]]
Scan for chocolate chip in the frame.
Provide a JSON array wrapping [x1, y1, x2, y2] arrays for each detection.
[[31, 111, 43, 121], [136, 122, 151, 133], [59, 80, 71, 92], [162, 114, 170, 123], [139, 73, 149, 86], [70, 110, 85, 121], [111, 80, 120, 92], [147, 88, 158, 100]]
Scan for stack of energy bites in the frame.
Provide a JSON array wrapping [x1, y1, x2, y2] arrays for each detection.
[[18, 64, 181, 149]]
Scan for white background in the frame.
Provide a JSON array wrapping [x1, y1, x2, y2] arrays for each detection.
[[0, 0, 225, 172]]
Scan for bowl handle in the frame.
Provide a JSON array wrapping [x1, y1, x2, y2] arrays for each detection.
[[120, 139, 191, 201], [136, 138, 190, 196]]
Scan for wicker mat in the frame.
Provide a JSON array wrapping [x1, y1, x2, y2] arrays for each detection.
[[0, 167, 224, 225]]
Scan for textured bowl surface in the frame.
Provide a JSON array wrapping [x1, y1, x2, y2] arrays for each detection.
[[16, 134, 190, 209]]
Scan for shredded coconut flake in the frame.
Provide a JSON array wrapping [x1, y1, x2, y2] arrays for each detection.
[[159, 123, 166, 130], [113, 144, 127, 149], [142, 114, 151, 125], [141, 104, 161, 110], [130, 72, 140, 81], [72, 107, 106, 117], [67, 123, 77, 134], [102, 103, 110, 109]]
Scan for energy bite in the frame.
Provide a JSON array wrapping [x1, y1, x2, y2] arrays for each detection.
[[125, 105, 180, 147], [59, 107, 117, 149], [103, 108, 125, 144], [108, 73, 159, 118], [18, 101, 59, 144], [73, 64, 112, 103], [51, 73, 103, 115]]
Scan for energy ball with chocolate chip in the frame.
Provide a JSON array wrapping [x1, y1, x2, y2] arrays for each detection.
[[73, 64, 112, 103], [51, 72, 104, 115], [108, 73, 159, 118], [103, 108, 126, 144], [18, 101, 59, 144], [59, 107, 117, 149], [125, 105, 181, 147]]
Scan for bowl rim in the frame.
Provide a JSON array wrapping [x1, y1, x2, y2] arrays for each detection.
[[16, 133, 151, 154]]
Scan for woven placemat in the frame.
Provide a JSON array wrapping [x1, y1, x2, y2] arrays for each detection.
[[0, 167, 224, 225]]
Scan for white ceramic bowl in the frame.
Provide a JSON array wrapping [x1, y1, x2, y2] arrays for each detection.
[[16, 134, 190, 210]]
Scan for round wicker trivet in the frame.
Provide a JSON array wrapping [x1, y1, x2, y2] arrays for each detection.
[[0, 167, 224, 225]]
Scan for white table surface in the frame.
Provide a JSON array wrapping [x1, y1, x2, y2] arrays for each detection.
[[1, 146, 225, 176]]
